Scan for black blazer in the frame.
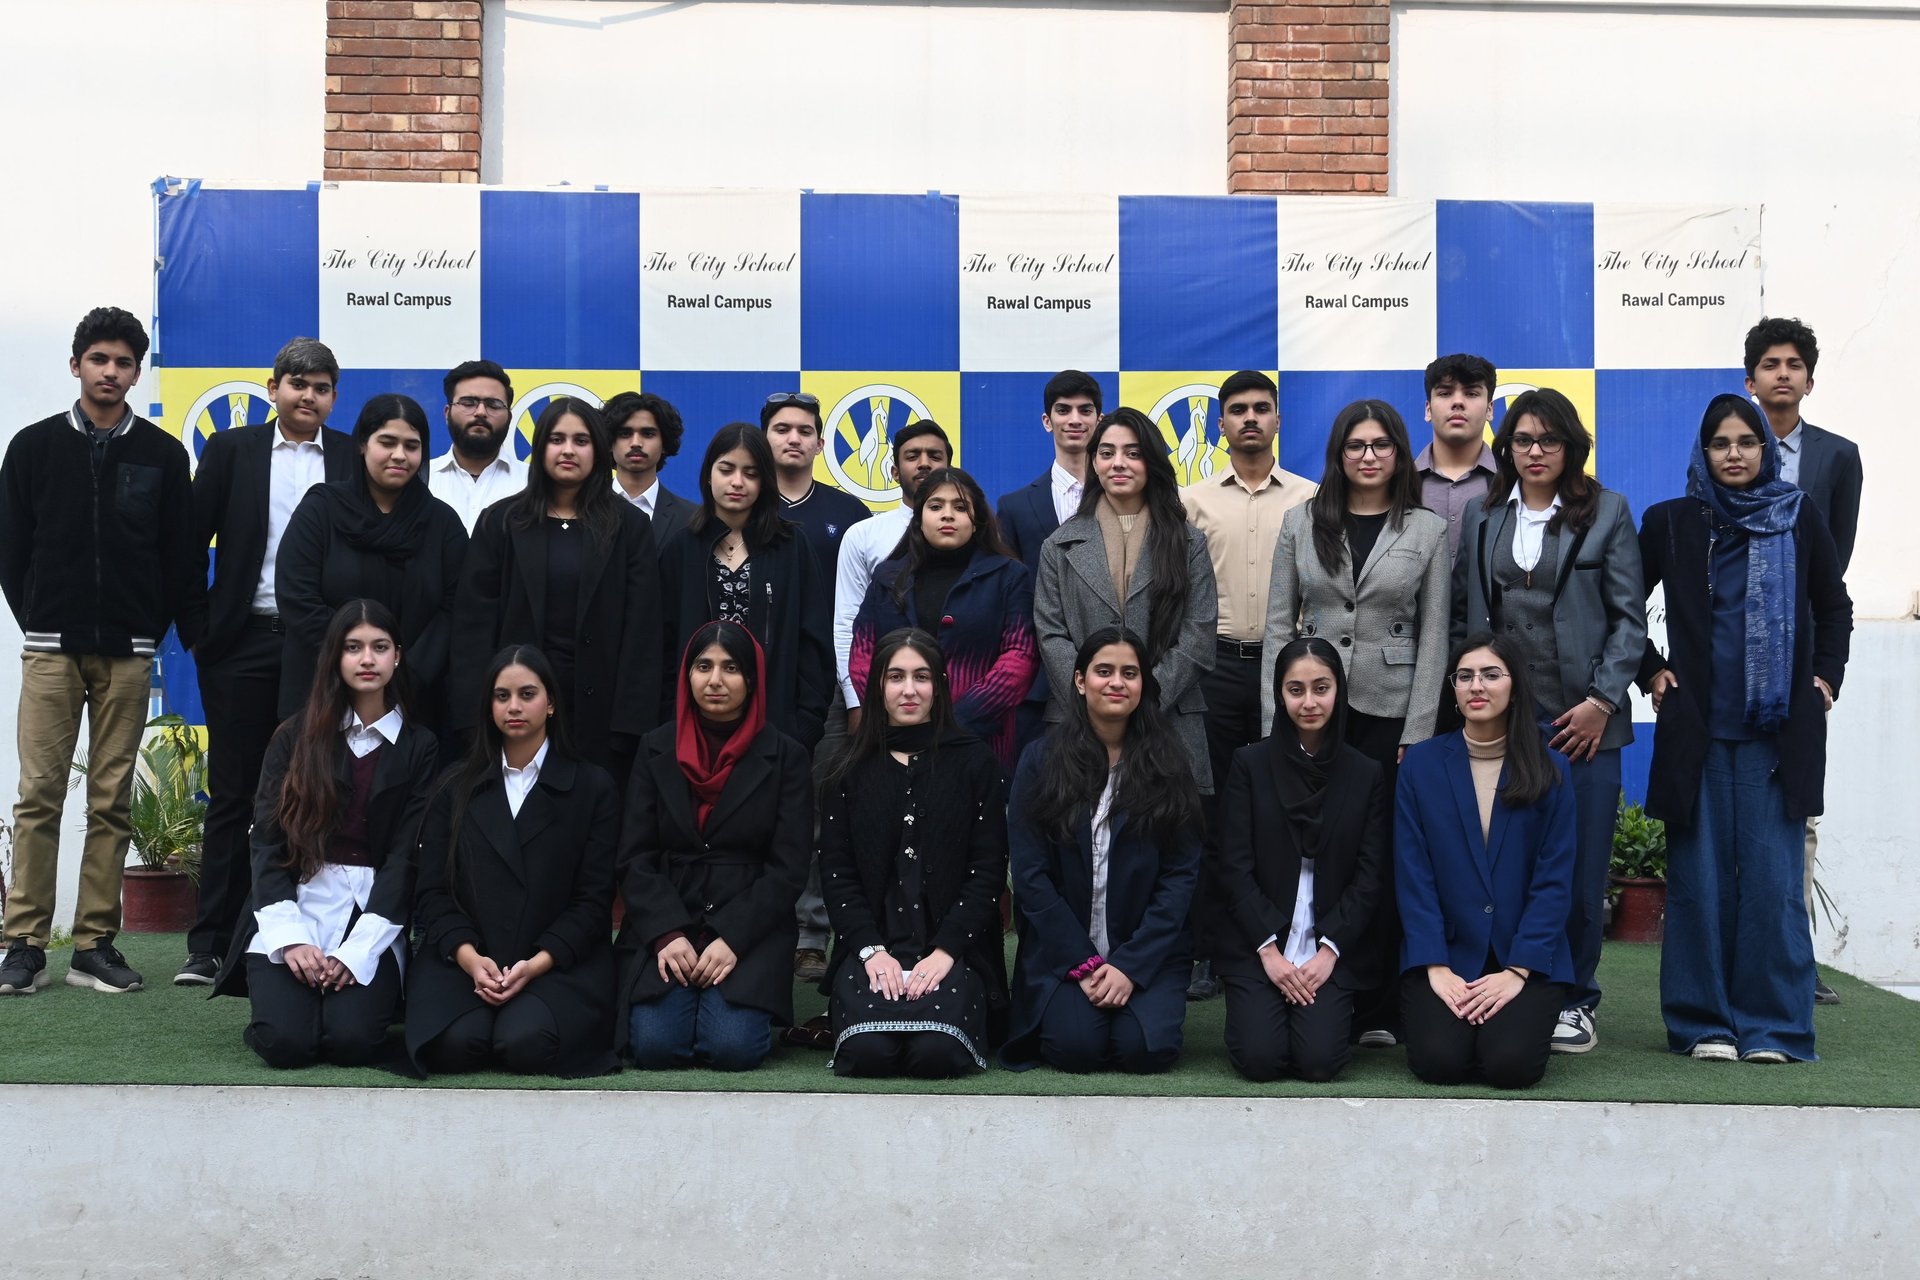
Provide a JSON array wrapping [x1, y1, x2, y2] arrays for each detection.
[[275, 484, 469, 722], [190, 421, 356, 665], [405, 752, 621, 1076], [1206, 739, 1389, 989], [453, 500, 662, 769], [212, 716, 439, 997], [612, 722, 813, 1037], [997, 472, 1063, 708], [817, 741, 1011, 1029], [648, 484, 694, 552], [1001, 741, 1201, 1067], [658, 519, 832, 750], [1794, 421, 1863, 574], [1636, 498, 1852, 824]]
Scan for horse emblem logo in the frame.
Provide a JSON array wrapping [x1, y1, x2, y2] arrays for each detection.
[[1147, 383, 1229, 486], [179, 380, 274, 474], [512, 382, 604, 461], [823, 383, 934, 505]]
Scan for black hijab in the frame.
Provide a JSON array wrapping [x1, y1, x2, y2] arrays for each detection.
[[1265, 636, 1351, 862], [316, 467, 437, 562]]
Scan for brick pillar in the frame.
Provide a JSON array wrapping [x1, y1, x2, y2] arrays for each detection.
[[1228, 0, 1389, 194], [325, 1, 482, 183]]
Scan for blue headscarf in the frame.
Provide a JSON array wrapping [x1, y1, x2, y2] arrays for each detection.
[[1685, 394, 1803, 734]]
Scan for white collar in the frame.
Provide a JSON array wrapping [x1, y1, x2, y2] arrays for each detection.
[[1051, 461, 1084, 493], [502, 736, 551, 780], [272, 422, 324, 450], [432, 449, 514, 475], [340, 705, 405, 744], [1508, 492, 1563, 520], [615, 474, 659, 506]]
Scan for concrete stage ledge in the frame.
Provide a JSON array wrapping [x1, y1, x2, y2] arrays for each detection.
[[6, 1085, 1913, 1278]]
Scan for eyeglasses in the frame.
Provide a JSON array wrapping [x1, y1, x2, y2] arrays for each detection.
[[1342, 439, 1397, 459], [1705, 436, 1763, 457], [452, 396, 508, 413], [1509, 433, 1565, 455], [1449, 667, 1510, 687], [764, 392, 820, 410]]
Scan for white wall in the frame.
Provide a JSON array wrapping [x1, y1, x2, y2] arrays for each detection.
[[489, 0, 1230, 194], [0, 1, 325, 932]]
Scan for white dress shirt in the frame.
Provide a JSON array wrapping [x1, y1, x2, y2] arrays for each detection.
[[614, 474, 659, 519], [249, 706, 408, 986], [1777, 421, 1804, 487], [1088, 768, 1119, 955], [1510, 493, 1563, 573], [428, 449, 528, 534], [833, 505, 915, 702], [1050, 461, 1085, 526], [251, 424, 329, 615], [502, 737, 551, 818]]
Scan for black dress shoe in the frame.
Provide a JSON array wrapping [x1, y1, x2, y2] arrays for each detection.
[[1814, 979, 1841, 1006], [1185, 959, 1220, 1002]]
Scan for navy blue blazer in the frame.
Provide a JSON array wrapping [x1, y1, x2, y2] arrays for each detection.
[[996, 473, 1060, 706], [1001, 741, 1200, 1067], [1394, 731, 1576, 985], [1793, 421, 1862, 574]]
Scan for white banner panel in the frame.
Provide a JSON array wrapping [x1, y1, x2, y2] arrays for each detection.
[[1593, 205, 1762, 368], [959, 194, 1120, 372], [1275, 197, 1438, 371], [639, 190, 801, 371], [317, 183, 481, 368]]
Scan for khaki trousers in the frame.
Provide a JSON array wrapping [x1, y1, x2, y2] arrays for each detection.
[[5, 652, 151, 949]]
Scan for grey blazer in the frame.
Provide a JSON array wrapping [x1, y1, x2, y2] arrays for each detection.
[[1260, 502, 1450, 744], [1449, 489, 1647, 752], [1033, 512, 1218, 793]]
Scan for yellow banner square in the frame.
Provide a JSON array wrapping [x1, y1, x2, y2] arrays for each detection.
[[1119, 370, 1280, 487], [503, 369, 642, 461], [1494, 369, 1598, 476], [801, 372, 960, 511]]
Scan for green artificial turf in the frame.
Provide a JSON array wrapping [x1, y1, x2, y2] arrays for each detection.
[[3, 933, 1915, 1106]]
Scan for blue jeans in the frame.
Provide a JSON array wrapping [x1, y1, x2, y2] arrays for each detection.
[[1563, 744, 1622, 1012], [627, 985, 773, 1072], [1661, 739, 1816, 1061]]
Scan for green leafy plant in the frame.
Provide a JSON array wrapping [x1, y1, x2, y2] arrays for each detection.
[[72, 714, 207, 881], [1611, 796, 1667, 881]]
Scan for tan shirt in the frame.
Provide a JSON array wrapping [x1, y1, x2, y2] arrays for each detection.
[[1466, 733, 1507, 842], [1181, 463, 1317, 642]]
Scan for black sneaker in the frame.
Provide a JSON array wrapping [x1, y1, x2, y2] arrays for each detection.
[[173, 953, 221, 987], [0, 942, 50, 995], [1814, 979, 1841, 1006], [66, 941, 143, 993]]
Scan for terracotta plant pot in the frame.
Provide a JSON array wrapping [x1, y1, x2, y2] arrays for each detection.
[[122, 866, 197, 934], [1608, 875, 1666, 944]]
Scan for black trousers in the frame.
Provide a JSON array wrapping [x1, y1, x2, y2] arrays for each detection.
[[1401, 968, 1568, 1090], [192, 624, 284, 956], [420, 995, 562, 1075], [833, 1029, 977, 1080], [1222, 973, 1355, 1083], [244, 951, 402, 1069], [1200, 643, 1265, 800], [1037, 983, 1178, 1074], [1345, 708, 1405, 1035]]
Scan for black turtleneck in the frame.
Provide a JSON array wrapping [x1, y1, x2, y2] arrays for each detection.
[[912, 543, 974, 633]]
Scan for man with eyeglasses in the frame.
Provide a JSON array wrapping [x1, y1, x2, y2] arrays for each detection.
[[428, 359, 527, 534]]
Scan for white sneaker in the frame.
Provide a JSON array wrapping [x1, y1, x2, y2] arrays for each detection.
[[1741, 1049, 1791, 1065], [1356, 1028, 1398, 1049], [1549, 1008, 1597, 1055], [1690, 1039, 1738, 1062]]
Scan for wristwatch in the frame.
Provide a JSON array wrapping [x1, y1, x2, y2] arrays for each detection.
[[858, 945, 888, 962]]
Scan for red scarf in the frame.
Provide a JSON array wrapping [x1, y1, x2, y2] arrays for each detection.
[[673, 627, 768, 831]]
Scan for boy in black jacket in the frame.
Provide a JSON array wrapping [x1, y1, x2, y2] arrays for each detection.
[[0, 307, 201, 995]]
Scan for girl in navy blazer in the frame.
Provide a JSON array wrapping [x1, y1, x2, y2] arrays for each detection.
[[1395, 632, 1575, 1089], [849, 466, 1039, 768], [1002, 626, 1202, 1073], [405, 644, 621, 1078]]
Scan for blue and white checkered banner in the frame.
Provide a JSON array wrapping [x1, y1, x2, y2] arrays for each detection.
[[152, 181, 1763, 796]]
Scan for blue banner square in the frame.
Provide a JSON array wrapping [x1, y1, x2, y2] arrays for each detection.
[[642, 371, 803, 480], [962, 371, 1120, 507], [159, 184, 318, 369], [1437, 201, 1595, 370], [1275, 369, 1428, 481], [802, 194, 958, 371], [1595, 367, 1743, 521], [482, 191, 639, 370], [1119, 197, 1277, 372]]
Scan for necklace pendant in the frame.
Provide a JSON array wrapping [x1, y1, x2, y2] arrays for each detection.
[[561, 520, 571, 530]]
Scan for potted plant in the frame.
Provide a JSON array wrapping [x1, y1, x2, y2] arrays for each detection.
[[1608, 796, 1666, 944], [121, 716, 207, 933]]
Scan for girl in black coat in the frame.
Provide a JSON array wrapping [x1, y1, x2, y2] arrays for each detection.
[[453, 397, 662, 777], [658, 423, 832, 752], [405, 644, 621, 1077], [276, 394, 467, 728], [1209, 635, 1388, 1083], [213, 599, 438, 1069], [1002, 626, 1202, 1073], [819, 628, 1009, 1078], [615, 621, 813, 1070]]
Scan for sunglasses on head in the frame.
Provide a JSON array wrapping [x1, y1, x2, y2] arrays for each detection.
[[764, 392, 819, 409]]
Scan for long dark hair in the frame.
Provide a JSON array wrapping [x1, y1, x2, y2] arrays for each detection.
[[1022, 627, 1200, 848], [828, 627, 958, 784], [1270, 635, 1350, 751], [1075, 408, 1193, 664], [690, 422, 793, 548], [274, 599, 409, 882], [1485, 387, 1599, 535], [1436, 631, 1560, 808], [351, 393, 430, 497], [438, 644, 576, 906], [505, 397, 622, 549], [888, 467, 1016, 609], [1308, 399, 1420, 577]]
